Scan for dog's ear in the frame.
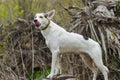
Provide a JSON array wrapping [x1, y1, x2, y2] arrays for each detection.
[[46, 9, 55, 19]]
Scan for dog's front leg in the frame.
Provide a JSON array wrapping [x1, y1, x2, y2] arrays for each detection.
[[55, 54, 61, 74], [47, 49, 59, 78]]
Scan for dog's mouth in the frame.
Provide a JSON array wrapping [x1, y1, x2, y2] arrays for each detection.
[[34, 22, 41, 27]]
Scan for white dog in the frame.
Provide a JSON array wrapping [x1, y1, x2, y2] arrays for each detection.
[[34, 10, 109, 80]]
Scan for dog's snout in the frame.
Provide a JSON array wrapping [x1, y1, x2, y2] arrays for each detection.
[[34, 19, 37, 22]]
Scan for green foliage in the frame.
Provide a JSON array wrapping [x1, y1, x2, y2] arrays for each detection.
[[0, 4, 8, 21], [0, 0, 24, 23], [13, 5, 24, 19], [41, 67, 51, 78], [28, 68, 50, 80], [28, 70, 41, 80], [0, 0, 83, 27]]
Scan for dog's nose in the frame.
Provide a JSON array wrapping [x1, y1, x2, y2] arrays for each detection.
[[34, 19, 37, 22]]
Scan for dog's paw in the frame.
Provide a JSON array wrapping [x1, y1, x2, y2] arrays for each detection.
[[47, 73, 54, 78]]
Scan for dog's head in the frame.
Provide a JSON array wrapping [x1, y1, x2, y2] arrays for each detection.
[[34, 10, 55, 30]]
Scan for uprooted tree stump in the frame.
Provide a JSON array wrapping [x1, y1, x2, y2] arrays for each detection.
[[59, 0, 120, 80]]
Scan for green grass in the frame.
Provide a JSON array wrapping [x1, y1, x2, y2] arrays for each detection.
[[28, 68, 51, 80]]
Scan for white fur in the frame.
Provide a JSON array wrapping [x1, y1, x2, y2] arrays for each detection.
[[34, 10, 109, 80]]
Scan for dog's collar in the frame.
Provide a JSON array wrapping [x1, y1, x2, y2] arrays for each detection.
[[41, 19, 50, 30]]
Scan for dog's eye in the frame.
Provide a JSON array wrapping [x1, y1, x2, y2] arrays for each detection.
[[39, 16, 43, 18]]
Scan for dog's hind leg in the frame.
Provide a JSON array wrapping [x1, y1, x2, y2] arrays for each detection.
[[95, 62, 108, 80], [94, 61, 108, 80], [80, 53, 98, 80], [89, 50, 109, 80]]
